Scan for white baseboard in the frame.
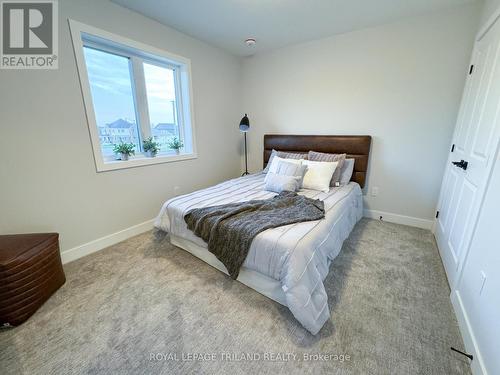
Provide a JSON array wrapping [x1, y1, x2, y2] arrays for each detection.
[[60, 219, 155, 264], [61, 210, 430, 264], [451, 290, 487, 375], [363, 209, 433, 230]]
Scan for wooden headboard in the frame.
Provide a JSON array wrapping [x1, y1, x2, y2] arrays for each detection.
[[263, 134, 372, 188]]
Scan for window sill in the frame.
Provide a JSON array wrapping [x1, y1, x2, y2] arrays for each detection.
[[96, 152, 197, 172]]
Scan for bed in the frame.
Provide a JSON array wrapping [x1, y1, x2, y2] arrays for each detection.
[[155, 134, 371, 334]]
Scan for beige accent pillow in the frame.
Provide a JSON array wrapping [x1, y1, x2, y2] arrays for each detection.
[[308, 151, 346, 186], [302, 160, 338, 193], [277, 151, 307, 159]]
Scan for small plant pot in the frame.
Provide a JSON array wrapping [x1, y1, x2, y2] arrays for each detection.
[[175, 149, 180, 155], [120, 153, 129, 161], [145, 150, 157, 158]]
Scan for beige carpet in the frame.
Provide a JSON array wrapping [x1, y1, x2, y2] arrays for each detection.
[[0, 219, 470, 374]]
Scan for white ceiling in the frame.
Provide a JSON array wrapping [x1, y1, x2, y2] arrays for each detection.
[[112, 0, 478, 56]]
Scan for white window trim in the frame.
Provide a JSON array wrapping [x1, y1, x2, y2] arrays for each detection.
[[68, 19, 197, 172]]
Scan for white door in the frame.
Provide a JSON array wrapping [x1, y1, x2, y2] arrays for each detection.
[[435, 17, 500, 286]]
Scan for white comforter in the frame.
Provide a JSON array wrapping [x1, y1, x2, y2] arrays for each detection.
[[155, 173, 363, 334]]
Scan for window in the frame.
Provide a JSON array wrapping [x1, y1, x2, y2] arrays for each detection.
[[143, 63, 180, 154], [69, 20, 196, 171], [83, 47, 140, 158]]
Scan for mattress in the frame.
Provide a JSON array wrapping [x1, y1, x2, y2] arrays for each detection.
[[155, 173, 363, 334]]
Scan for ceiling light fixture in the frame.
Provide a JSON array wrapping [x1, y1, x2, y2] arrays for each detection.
[[244, 38, 256, 47]]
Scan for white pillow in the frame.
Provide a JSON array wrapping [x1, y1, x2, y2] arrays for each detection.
[[302, 160, 338, 193], [339, 159, 355, 185], [267, 156, 303, 175], [264, 174, 300, 193], [264, 158, 308, 192]]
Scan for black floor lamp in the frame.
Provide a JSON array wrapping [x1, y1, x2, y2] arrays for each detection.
[[239, 114, 250, 176]]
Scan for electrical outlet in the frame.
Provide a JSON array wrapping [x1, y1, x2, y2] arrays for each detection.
[[371, 187, 379, 197], [173, 186, 180, 195]]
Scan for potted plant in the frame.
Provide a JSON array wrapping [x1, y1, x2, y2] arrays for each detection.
[[113, 142, 135, 161], [167, 137, 184, 154], [143, 137, 160, 158]]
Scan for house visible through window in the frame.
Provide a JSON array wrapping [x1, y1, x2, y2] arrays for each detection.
[[83, 47, 140, 158], [70, 20, 196, 171]]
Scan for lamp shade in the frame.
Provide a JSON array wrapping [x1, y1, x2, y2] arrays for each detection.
[[239, 114, 250, 132]]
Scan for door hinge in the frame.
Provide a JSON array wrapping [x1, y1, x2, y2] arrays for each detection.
[[451, 144, 455, 152], [469, 65, 474, 75], [436, 211, 440, 218]]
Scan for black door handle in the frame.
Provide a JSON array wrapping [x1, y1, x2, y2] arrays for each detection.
[[452, 160, 468, 170]]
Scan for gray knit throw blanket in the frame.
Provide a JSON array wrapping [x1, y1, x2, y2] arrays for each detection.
[[184, 191, 325, 279]]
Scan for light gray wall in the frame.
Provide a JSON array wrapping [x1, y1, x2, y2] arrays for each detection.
[[0, 0, 242, 251], [480, 0, 500, 26], [0, 0, 484, 254], [241, 4, 481, 221]]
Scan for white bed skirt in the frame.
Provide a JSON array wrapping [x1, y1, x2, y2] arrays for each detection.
[[170, 234, 288, 306]]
